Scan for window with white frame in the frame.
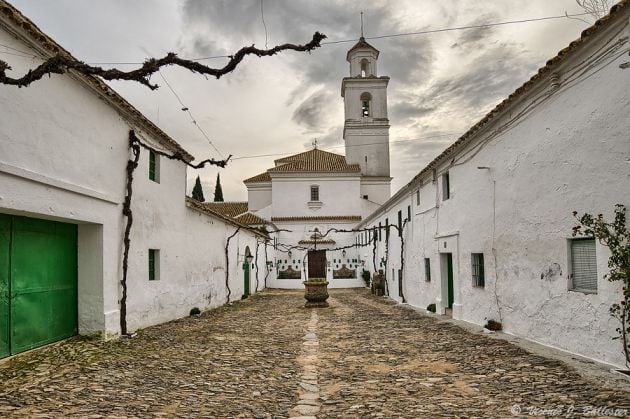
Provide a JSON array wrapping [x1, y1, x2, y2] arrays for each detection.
[[569, 238, 597, 292], [310, 185, 320, 202], [471, 253, 484, 287]]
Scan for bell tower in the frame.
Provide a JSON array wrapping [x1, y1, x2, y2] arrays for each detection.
[[341, 37, 391, 203]]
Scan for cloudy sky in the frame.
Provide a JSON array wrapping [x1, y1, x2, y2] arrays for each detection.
[[7, 0, 606, 200]]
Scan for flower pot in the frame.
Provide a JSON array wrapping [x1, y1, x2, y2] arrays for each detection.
[[303, 280, 330, 308]]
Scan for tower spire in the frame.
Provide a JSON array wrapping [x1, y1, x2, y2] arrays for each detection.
[[360, 11, 364, 38]]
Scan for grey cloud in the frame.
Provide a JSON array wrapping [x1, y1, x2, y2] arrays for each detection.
[[291, 89, 334, 131], [390, 101, 436, 124]]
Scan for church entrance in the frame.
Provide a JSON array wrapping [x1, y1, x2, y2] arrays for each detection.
[[307, 250, 326, 279]]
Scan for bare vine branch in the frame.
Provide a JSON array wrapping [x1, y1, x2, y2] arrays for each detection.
[[0, 32, 326, 89]]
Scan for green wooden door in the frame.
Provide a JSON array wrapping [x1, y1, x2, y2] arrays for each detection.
[[0, 214, 77, 357], [0, 215, 10, 358], [447, 253, 454, 309], [243, 263, 250, 298]]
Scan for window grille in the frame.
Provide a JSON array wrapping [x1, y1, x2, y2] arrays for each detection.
[[471, 253, 484, 287], [310, 185, 319, 201], [570, 238, 597, 292]]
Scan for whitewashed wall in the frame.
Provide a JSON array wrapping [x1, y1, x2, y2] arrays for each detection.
[[267, 220, 366, 289], [0, 24, 265, 338], [271, 174, 364, 218], [359, 17, 630, 368]]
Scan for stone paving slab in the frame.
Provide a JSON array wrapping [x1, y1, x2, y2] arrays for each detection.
[[0, 288, 628, 418], [316, 289, 630, 418]]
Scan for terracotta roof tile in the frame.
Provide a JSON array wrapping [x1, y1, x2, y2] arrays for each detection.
[[244, 171, 272, 183], [0, 1, 193, 160], [200, 202, 248, 218], [271, 215, 361, 222], [298, 239, 336, 245], [346, 36, 379, 60], [359, 0, 630, 227], [270, 149, 360, 173], [405, 1, 630, 187], [235, 212, 269, 225], [185, 198, 266, 237]]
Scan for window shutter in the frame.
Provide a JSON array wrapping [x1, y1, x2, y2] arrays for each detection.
[[571, 239, 597, 291]]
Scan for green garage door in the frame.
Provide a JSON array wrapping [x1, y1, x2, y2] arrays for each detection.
[[0, 214, 77, 358]]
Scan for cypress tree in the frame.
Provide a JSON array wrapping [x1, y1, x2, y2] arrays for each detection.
[[214, 173, 224, 202], [192, 175, 205, 202]]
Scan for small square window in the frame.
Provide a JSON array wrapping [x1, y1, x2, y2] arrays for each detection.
[[471, 253, 484, 287], [148, 249, 160, 281], [442, 172, 450, 200], [149, 150, 160, 183], [424, 258, 431, 282], [569, 238, 597, 293], [310, 185, 320, 202]]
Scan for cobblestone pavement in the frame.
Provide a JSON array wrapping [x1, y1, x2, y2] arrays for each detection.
[[0, 289, 629, 418]]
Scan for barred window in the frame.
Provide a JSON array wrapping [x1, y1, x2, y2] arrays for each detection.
[[310, 185, 319, 201], [424, 258, 431, 282], [471, 253, 485, 287], [570, 238, 597, 292]]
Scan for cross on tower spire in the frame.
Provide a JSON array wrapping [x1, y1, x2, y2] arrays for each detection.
[[360, 11, 364, 38]]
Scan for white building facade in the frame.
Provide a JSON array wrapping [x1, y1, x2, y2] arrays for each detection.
[[238, 37, 394, 289], [0, 2, 265, 358], [357, 3, 630, 368]]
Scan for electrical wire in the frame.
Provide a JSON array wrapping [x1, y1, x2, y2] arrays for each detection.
[[260, 0, 269, 50], [230, 132, 458, 161], [0, 10, 596, 66], [158, 70, 225, 159]]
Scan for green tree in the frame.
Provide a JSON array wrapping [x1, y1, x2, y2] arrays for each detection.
[[573, 205, 629, 367], [214, 173, 224, 202], [192, 175, 205, 202]]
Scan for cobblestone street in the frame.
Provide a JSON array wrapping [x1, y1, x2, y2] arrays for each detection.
[[1, 289, 629, 418]]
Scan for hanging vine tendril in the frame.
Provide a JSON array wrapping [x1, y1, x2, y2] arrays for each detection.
[[0, 33, 326, 89]]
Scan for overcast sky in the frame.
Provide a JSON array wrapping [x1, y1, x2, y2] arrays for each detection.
[[7, 0, 604, 201]]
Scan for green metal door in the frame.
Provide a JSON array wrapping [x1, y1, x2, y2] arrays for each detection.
[[0, 215, 10, 358], [447, 253, 454, 309], [243, 262, 250, 298], [0, 214, 77, 357]]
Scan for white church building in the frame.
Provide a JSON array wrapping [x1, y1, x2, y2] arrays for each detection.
[[215, 37, 395, 289]]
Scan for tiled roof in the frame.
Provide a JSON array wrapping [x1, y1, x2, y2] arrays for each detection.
[[200, 202, 248, 218], [244, 171, 272, 183], [186, 198, 267, 237], [270, 149, 360, 173], [235, 212, 269, 225], [298, 239, 336, 245], [346, 36, 379, 60], [0, 1, 193, 161], [359, 0, 630, 227], [271, 215, 362, 222]]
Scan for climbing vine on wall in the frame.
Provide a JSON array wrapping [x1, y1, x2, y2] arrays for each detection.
[[573, 205, 630, 367]]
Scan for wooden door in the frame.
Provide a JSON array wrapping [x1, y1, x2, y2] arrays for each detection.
[[308, 250, 326, 279]]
